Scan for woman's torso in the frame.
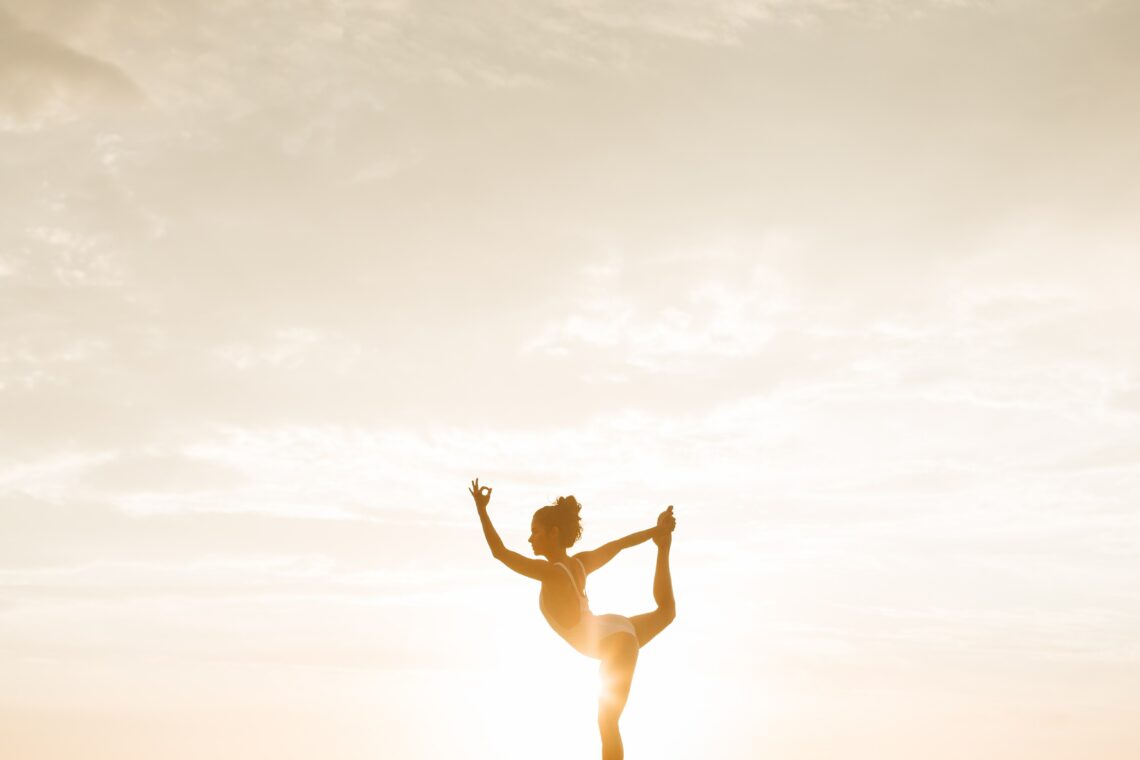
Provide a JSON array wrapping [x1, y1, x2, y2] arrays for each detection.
[[539, 558, 590, 631]]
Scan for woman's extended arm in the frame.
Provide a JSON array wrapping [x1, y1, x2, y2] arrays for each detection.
[[470, 478, 551, 582], [574, 506, 675, 575], [573, 528, 653, 575]]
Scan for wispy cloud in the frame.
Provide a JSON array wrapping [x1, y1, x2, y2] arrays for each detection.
[[0, 9, 142, 132], [526, 248, 794, 371]]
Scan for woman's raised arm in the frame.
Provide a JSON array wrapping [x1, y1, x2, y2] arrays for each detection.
[[471, 478, 506, 556], [470, 478, 552, 582]]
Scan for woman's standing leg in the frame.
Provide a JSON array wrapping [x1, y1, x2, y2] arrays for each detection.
[[598, 633, 639, 760]]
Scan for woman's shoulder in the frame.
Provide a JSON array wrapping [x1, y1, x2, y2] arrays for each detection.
[[542, 559, 573, 583]]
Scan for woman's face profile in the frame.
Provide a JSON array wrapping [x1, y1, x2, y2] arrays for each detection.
[[528, 518, 557, 557]]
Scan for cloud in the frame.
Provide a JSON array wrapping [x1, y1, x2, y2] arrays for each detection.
[[77, 450, 249, 493], [543, 0, 1014, 47], [525, 247, 795, 373], [0, 9, 143, 132], [0, 554, 473, 604], [214, 329, 363, 373], [0, 555, 480, 670], [0, 488, 471, 570]]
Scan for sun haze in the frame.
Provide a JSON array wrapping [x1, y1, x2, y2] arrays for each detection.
[[2, 1, 1139, 759]]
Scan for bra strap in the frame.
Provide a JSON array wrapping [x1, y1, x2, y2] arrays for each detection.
[[553, 561, 583, 595], [572, 557, 588, 592]]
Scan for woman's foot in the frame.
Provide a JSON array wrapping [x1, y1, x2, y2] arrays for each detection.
[[653, 505, 675, 547]]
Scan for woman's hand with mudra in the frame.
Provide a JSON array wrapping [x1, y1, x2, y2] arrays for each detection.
[[653, 505, 676, 546], [469, 478, 492, 510]]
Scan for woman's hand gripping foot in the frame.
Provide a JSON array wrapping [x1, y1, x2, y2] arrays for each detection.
[[653, 505, 676, 547]]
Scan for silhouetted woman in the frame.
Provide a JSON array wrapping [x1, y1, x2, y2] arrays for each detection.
[[470, 477, 676, 760]]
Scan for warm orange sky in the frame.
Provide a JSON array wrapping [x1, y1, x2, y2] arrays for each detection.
[[2, 1, 1139, 758]]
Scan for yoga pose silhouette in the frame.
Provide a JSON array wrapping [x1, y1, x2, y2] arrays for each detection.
[[471, 477, 676, 760]]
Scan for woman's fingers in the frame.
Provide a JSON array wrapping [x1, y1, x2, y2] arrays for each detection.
[[469, 479, 491, 502]]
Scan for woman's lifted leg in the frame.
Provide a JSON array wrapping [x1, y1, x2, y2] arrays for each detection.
[[630, 506, 676, 648]]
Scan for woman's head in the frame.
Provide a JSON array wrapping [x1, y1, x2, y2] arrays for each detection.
[[528, 495, 584, 556]]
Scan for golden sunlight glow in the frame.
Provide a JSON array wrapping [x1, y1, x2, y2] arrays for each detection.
[[3, 1, 1138, 758], [476, 600, 599, 759]]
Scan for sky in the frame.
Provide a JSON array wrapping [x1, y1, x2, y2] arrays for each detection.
[[2, 0, 1139, 758]]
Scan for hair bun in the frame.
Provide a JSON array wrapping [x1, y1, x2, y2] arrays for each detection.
[[556, 495, 579, 512], [536, 495, 584, 548]]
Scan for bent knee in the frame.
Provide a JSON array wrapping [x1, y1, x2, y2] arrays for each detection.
[[661, 604, 676, 624], [601, 697, 629, 729]]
